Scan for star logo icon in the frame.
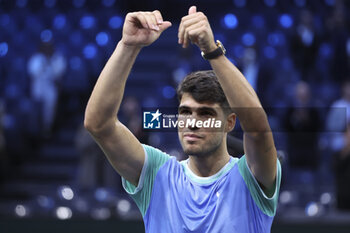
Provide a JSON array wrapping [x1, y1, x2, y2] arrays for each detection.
[[150, 109, 162, 122]]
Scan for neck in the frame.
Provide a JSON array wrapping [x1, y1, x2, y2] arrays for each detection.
[[188, 140, 230, 177]]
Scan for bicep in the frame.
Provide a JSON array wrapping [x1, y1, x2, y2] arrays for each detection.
[[90, 120, 145, 186], [243, 131, 277, 193]]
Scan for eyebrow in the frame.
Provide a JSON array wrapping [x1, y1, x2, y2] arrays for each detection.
[[178, 105, 217, 114], [178, 105, 190, 111]]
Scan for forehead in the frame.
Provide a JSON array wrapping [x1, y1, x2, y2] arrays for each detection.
[[179, 93, 221, 109]]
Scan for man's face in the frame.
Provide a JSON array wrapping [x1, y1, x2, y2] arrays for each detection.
[[177, 93, 234, 157]]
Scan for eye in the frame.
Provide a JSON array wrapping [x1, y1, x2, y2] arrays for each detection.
[[199, 110, 214, 117]]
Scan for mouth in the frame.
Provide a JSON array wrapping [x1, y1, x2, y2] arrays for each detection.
[[183, 133, 203, 141]]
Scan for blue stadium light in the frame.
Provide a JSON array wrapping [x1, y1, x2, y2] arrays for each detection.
[[279, 14, 293, 28], [44, 0, 56, 8], [40, 29, 53, 42], [70, 56, 82, 70], [0, 42, 8, 57], [80, 15, 96, 29], [102, 0, 115, 7], [15, 204, 28, 217], [117, 199, 131, 216], [162, 86, 176, 99], [233, 0, 246, 8], [242, 33, 255, 47], [264, 0, 276, 7], [96, 32, 109, 46], [294, 0, 306, 7], [224, 14, 238, 29], [53, 14, 66, 30], [58, 186, 74, 201], [268, 32, 285, 46], [320, 192, 332, 205], [94, 188, 110, 202], [109, 15, 123, 29], [56, 206, 72, 220], [83, 44, 97, 59], [263, 46, 277, 59], [305, 202, 320, 217]]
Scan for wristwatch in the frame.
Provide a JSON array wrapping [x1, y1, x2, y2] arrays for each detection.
[[201, 40, 226, 60]]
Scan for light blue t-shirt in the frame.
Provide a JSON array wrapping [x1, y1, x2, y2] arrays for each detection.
[[122, 144, 282, 233]]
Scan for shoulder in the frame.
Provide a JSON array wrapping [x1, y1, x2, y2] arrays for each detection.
[[142, 144, 176, 169]]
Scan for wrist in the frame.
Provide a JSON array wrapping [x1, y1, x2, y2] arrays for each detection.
[[202, 42, 218, 54], [201, 40, 226, 60], [118, 40, 143, 53]]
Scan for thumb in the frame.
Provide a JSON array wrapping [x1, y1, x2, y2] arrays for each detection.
[[188, 6, 197, 15], [159, 21, 172, 32]]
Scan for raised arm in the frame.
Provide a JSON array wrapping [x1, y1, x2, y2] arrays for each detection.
[[84, 11, 171, 186], [178, 6, 277, 194]]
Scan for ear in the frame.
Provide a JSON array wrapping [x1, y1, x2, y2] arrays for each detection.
[[225, 113, 236, 132]]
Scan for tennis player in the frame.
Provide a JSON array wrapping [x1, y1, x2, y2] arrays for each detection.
[[84, 6, 281, 233]]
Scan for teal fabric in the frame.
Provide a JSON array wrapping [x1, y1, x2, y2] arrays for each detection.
[[238, 155, 282, 217], [122, 144, 170, 216]]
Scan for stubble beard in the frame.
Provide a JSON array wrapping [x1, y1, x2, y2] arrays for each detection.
[[182, 138, 222, 157]]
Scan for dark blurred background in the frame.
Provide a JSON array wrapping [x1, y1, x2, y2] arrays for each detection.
[[0, 0, 350, 232]]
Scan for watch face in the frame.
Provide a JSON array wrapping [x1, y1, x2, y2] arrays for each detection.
[[201, 40, 226, 60], [217, 40, 226, 54]]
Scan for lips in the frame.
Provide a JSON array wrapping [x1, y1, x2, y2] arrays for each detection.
[[183, 133, 203, 141]]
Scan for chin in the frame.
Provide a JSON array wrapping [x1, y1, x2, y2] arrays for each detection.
[[183, 146, 207, 157]]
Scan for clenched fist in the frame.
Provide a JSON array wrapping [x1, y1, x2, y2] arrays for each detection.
[[121, 10, 172, 48], [178, 6, 217, 54]]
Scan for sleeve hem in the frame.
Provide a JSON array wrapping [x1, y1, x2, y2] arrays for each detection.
[[244, 157, 280, 200], [122, 146, 149, 195]]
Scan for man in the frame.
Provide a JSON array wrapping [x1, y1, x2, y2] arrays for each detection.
[[84, 6, 281, 233]]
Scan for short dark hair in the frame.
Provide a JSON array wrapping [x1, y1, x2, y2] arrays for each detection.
[[177, 70, 232, 115]]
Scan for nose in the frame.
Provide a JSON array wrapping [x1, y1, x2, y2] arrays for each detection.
[[186, 114, 200, 131]]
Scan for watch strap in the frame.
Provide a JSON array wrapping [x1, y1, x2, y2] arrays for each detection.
[[201, 40, 226, 60]]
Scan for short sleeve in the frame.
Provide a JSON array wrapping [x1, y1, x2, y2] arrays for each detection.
[[238, 155, 282, 217], [122, 144, 170, 216]]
